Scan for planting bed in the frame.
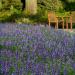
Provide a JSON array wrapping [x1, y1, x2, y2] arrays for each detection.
[[0, 23, 75, 75]]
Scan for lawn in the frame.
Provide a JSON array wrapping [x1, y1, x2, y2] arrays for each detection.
[[0, 23, 75, 75]]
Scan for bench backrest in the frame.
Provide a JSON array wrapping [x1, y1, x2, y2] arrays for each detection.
[[48, 12, 58, 22]]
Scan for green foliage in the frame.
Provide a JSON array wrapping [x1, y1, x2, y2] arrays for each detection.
[[10, 46, 17, 52], [0, 64, 4, 75], [25, 8, 48, 23], [8, 66, 15, 75], [0, 0, 22, 22], [0, 44, 5, 49], [67, 0, 75, 2], [37, 0, 64, 12], [0, 0, 75, 23], [0, 0, 22, 10], [0, 1, 2, 10], [61, 0, 75, 11], [0, 44, 19, 52], [0, 8, 22, 22], [17, 60, 22, 69], [27, 71, 32, 75], [15, 17, 34, 24], [56, 11, 70, 17]]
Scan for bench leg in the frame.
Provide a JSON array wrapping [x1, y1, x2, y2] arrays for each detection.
[[55, 22, 58, 30], [49, 22, 50, 27], [56, 22, 58, 29], [66, 19, 68, 30], [70, 18, 72, 31], [62, 21, 64, 29]]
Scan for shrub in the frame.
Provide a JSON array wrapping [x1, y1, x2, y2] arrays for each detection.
[[15, 18, 34, 24], [37, 0, 64, 12], [0, 0, 22, 10], [0, 6, 22, 22]]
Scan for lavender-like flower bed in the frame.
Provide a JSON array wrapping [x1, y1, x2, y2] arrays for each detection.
[[0, 23, 75, 75]]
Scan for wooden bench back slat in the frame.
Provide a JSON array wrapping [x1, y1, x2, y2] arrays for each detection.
[[48, 12, 58, 22], [48, 12, 72, 30]]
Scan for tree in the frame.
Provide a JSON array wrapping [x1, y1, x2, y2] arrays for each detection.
[[26, 0, 37, 15], [61, 0, 75, 11], [21, 0, 26, 10]]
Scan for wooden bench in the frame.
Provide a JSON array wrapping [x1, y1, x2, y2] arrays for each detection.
[[64, 16, 72, 30], [48, 12, 58, 29], [48, 12, 72, 30]]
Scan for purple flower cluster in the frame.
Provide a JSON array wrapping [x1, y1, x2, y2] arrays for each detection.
[[0, 23, 75, 75]]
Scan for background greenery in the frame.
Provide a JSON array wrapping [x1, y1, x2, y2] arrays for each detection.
[[0, 0, 75, 24]]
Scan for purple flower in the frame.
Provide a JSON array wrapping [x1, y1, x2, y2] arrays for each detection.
[[4, 41, 12, 46], [63, 67, 67, 75], [0, 24, 75, 74], [71, 62, 75, 70], [35, 63, 45, 74], [15, 51, 19, 60]]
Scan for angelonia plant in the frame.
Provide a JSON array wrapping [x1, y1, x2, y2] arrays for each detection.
[[0, 23, 75, 75]]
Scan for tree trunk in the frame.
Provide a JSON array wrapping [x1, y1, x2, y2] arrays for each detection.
[[26, 0, 37, 15]]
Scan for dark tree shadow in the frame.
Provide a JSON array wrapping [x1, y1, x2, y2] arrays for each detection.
[[61, 0, 75, 11], [21, 0, 26, 10]]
